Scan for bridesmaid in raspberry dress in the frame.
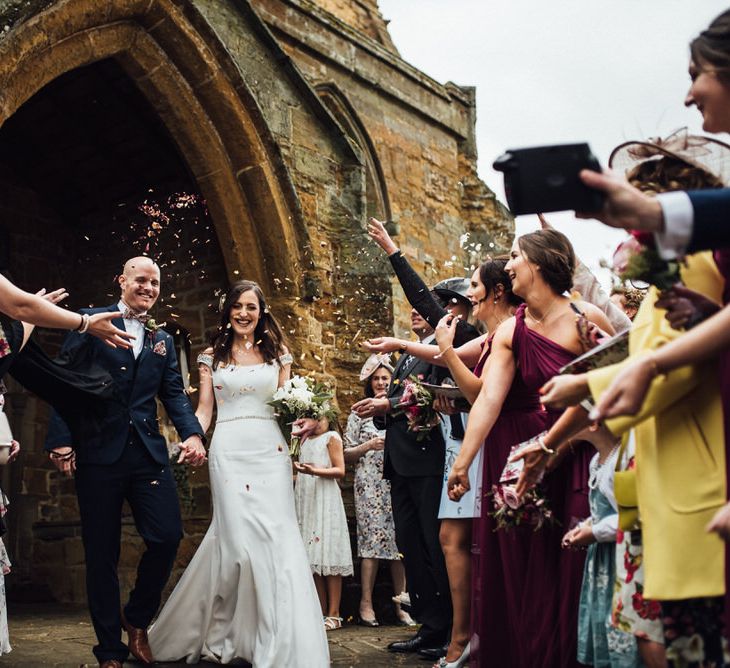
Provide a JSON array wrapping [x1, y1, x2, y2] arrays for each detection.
[[447, 229, 615, 668]]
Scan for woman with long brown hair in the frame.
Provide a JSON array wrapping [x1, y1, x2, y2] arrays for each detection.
[[149, 280, 329, 667]]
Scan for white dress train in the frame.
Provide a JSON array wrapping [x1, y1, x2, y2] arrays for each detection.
[[148, 357, 329, 667]]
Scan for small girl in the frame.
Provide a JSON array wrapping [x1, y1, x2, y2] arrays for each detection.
[[561, 424, 640, 668], [293, 416, 353, 632]]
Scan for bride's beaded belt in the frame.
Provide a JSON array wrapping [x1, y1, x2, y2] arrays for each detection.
[[216, 415, 276, 424]]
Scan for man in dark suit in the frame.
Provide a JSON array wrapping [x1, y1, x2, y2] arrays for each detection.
[[353, 308, 452, 655], [46, 257, 206, 668]]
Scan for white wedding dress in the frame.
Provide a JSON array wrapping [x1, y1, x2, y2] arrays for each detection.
[[148, 356, 330, 666]]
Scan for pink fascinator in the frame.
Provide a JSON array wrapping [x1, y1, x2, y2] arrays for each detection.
[[359, 353, 394, 381]]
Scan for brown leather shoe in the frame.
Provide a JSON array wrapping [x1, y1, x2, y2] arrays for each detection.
[[99, 661, 123, 668], [121, 610, 154, 664]]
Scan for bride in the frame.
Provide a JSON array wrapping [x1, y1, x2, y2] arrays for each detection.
[[148, 280, 329, 666]]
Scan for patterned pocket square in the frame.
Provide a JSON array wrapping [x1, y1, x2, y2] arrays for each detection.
[[152, 341, 167, 357]]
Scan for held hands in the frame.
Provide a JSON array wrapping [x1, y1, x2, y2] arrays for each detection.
[[655, 285, 720, 330], [576, 169, 664, 233], [367, 217, 399, 255], [362, 337, 403, 354], [177, 435, 207, 467], [561, 522, 595, 550], [49, 446, 76, 478], [88, 312, 136, 349], [351, 396, 390, 419], [539, 374, 590, 409]]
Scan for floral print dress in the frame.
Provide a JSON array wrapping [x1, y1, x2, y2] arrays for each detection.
[[343, 412, 400, 560], [577, 449, 639, 667]]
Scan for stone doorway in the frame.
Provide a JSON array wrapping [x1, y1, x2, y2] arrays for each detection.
[[0, 56, 230, 603]]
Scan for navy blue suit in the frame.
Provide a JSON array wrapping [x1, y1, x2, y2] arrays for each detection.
[[45, 304, 203, 664], [687, 189, 730, 253]]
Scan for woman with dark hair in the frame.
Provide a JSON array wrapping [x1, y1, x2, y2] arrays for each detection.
[[344, 356, 414, 627], [149, 280, 329, 667], [444, 229, 614, 668]]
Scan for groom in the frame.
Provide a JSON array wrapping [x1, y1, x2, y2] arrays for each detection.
[[46, 256, 206, 668]]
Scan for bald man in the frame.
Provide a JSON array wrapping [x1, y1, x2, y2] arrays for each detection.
[[45, 257, 206, 668]]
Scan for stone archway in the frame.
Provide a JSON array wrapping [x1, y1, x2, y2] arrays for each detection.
[[0, 0, 304, 293], [0, 0, 315, 603]]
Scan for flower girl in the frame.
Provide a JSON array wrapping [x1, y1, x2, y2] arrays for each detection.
[[293, 415, 353, 631]]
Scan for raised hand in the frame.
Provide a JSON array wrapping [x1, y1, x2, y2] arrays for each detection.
[[576, 169, 664, 232], [434, 312, 458, 351], [87, 312, 136, 349], [367, 217, 399, 255], [656, 285, 721, 330]]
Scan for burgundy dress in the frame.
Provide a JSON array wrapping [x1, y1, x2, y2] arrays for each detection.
[[470, 304, 591, 667]]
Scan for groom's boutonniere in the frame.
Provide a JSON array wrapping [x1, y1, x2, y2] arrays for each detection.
[[144, 317, 160, 343]]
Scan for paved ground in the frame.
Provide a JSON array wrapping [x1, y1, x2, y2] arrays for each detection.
[[2, 604, 431, 666]]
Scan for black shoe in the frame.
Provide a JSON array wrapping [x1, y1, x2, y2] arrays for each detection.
[[387, 634, 424, 653], [418, 643, 448, 660]]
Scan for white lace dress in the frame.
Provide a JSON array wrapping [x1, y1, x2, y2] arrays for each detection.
[[148, 355, 329, 667], [294, 431, 353, 576]]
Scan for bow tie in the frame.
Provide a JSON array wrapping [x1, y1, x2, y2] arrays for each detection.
[[122, 309, 150, 324]]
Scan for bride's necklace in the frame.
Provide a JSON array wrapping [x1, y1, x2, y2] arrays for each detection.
[[526, 297, 559, 327], [588, 442, 620, 490]]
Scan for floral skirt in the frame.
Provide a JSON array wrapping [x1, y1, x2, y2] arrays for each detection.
[[612, 528, 664, 644]]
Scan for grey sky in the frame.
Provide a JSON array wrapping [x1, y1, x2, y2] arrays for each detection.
[[378, 0, 730, 287]]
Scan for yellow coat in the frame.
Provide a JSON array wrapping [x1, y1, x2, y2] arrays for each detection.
[[587, 252, 726, 600]]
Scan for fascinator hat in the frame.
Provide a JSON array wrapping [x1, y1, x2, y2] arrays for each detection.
[[609, 127, 730, 186], [359, 353, 394, 382]]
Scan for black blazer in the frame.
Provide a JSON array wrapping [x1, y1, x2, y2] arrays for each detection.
[[44, 304, 203, 465], [377, 340, 446, 479], [687, 189, 730, 254]]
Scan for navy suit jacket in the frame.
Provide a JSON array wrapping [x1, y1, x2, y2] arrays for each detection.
[[687, 189, 730, 253], [376, 344, 446, 480], [45, 304, 203, 466]]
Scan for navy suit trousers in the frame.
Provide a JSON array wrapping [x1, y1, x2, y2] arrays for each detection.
[[74, 430, 182, 663]]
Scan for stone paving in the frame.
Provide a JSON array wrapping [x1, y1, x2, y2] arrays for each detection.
[[2, 604, 430, 667]]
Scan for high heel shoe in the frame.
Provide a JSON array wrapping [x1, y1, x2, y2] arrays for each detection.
[[358, 616, 379, 627], [434, 641, 470, 668]]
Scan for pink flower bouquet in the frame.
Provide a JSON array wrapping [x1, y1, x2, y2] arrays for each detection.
[[393, 374, 441, 441]]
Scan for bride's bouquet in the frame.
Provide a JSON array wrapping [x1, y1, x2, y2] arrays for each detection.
[[268, 375, 337, 458]]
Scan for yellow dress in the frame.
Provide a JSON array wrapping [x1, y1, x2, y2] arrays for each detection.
[[587, 252, 726, 600]]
